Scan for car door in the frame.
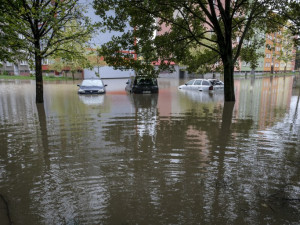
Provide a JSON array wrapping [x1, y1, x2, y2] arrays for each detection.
[[193, 79, 202, 90], [200, 80, 211, 91], [183, 79, 195, 89]]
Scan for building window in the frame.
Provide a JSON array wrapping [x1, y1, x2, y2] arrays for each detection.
[[20, 61, 27, 65], [266, 53, 271, 58], [6, 62, 12, 66], [42, 59, 49, 65]]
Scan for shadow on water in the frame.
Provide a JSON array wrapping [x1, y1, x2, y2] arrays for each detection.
[[0, 194, 12, 225]]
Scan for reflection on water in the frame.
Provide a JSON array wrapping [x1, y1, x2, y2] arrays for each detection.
[[78, 95, 105, 105], [0, 76, 299, 224]]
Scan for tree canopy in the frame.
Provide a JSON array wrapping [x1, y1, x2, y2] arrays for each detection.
[[1, 0, 94, 103], [93, 0, 282, 101]]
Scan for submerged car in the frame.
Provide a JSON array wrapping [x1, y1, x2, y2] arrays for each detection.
[[178, 79, 214, 92], [208, 79, 224, 91], [77, 79, 107, 94], [125, 76, 158, 94]]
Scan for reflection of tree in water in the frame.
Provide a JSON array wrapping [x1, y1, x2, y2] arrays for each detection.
[[100, 99, 257, 224], [0, 89, 51, 224]]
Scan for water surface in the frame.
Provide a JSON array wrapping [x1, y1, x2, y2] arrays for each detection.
[[0, 76, 299, 225]]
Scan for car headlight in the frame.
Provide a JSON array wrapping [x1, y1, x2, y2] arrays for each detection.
[[78, 89, 85, 93], [98, 89, 104, 93]]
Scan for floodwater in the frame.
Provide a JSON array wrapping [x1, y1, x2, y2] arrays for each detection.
[[0, 76, 299, 225]]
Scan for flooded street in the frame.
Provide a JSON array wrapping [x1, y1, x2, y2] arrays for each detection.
[[0, 76, 299, 224]]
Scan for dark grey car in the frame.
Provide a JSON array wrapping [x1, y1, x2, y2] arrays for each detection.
[[125, 76, 159, 94]]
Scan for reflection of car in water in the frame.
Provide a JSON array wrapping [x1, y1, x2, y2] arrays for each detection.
[[128, 93, 158, 138], [77, 79, 107, 94], [78, 94, 105, 105], [178, 89, 224, 102], [128, 92, 158, 109], [125, 76, 159, 94]]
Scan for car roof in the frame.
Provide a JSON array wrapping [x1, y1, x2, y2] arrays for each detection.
[[190, 79, 210, 81]]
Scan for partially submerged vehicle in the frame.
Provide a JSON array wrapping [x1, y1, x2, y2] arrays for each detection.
[[178, 79, 224, 92], [125, 76, 159, 94], [178, 79, 214, 92], [77, 79, 107, 94], [208, 79, 224, 91]]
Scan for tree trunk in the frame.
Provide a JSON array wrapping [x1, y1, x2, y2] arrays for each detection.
[[223, 59, 236, 102], [35, 53, 44, 103]]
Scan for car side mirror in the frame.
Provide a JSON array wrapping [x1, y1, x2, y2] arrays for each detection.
[[77, 84, 80, 87], [185, 83, 188, 86], [105, 84, 107, 87], [126, 82, 129, 84]]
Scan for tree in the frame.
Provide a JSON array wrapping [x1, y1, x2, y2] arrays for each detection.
[[273, 0, 300, 39], [278, 28, 296, 73], [93, 0, 278, 102], [0, 3, 26, 64], [49, 20, 94, 80], [88, 48, 107, 78], [1, 0, 93, 103], [240, 32, 265, 74]]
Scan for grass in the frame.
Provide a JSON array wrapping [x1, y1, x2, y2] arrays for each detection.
[[0, 75, 78, 81]]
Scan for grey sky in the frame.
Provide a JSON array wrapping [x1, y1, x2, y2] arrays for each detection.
[[79, 0, 127, 47]]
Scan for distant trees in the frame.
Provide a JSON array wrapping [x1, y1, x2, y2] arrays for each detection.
[[273, 0, 300, 40], [49, 20, 94, 80], [93, 0, 281, 102], [1, 0, 93, 103], [278, 28, 296, 73]]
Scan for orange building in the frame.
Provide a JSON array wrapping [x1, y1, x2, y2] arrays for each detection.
[[264, 32, 283, 73]]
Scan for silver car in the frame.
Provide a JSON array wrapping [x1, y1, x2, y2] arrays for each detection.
[[77, 79, 107, 94], [178, 79, 214, 92]]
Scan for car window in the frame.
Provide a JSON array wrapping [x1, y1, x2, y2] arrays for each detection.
[[186, 80, 195, 85], [202, 80, 210, 86], [136, 78, 157, 85], [194, 80, 202, 85], [82, 80, 103, 87]]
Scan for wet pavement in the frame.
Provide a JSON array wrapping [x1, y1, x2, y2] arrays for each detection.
[[0, 76, 299, 224]]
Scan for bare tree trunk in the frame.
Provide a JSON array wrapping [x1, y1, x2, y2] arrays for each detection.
[[223, 60, 236, 102], [284, 65, 287, 73], [35, 51, 44, 103]]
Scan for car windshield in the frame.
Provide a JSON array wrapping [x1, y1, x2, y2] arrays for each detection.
[[81, 80, 104, 87], [136, 77, 157, 86]]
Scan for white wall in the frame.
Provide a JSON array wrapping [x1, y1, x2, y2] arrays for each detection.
[[84, 66, 134, 79]]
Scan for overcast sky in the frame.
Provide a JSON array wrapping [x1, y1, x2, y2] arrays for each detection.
[[79, 0, 127, 48]]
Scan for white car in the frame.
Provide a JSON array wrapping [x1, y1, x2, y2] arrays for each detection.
[[178, 79, 214, 92]]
